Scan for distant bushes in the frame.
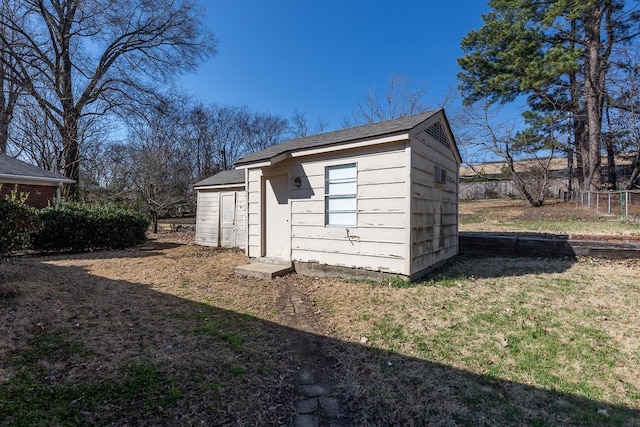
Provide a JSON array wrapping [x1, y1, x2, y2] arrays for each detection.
[[0, 200, 149, 255], [0, 200, 39, 254]]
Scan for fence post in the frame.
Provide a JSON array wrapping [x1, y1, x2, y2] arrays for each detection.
[[596, 192, 599, 213], [608, 192, 611, 214], [626, 191, 629, 219], [620, 191, 624, 219]]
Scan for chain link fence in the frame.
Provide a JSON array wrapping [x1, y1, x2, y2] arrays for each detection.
[[569, 190, 640, 220]]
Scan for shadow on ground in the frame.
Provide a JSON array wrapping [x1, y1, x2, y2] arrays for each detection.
[[1, 246, 638, 426], [421, 253, 576, 281]]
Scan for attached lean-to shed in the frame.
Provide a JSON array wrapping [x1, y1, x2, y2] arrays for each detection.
[[0, 153, 75, 208], [193, 169, 247, 250], [232, 109, 462, 281]]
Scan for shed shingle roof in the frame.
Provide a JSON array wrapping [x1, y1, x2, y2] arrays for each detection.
[[193, 169, 245, 188], [236, 110, 441, 166], [0, 153, 74, 184]]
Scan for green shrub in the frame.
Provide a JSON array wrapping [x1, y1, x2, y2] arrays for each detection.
[[32, 203, 149, 252], [0, 199, 39, 255]]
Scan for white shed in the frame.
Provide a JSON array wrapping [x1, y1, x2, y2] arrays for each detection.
[[232, 109, 461, 281], [194, 169, 247, 250]]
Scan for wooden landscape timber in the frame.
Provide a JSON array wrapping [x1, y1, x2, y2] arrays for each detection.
[[460, 232, 640, 259]]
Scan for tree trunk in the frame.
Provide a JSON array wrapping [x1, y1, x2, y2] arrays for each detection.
[[537, 152, 554, 204], [0, 59, 18, 154], [583, 7, 603, 191], [567, 141, 574, 197], [568, 28, 586, 193], [506, 154, 543, 207], [574, 116, 587, 190], [59, 8, 79, 199], [627, 149, 640, 189], [151, 211, 158, 234], [604, 101, 617, 190], [0, 112, 8, 154], [62, 109, 80, 198], [605, 133, 617, 190], [582, 2, 614, 191]]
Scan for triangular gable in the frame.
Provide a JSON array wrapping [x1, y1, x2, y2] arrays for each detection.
[[408, 110, 462, 165]]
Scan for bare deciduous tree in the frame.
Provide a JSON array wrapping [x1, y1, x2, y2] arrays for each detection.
[[126, 96, 192, 232], [607, 43, 640, 189], [288, 110, 327, 138], [457, 102, 558, 207], [0, 0, 216, 196], [345, 74, 430, 125], [244, 112, 289, 153], [10, 95, 108, 180], [185, 103, 289, 176], [0, 0, 22, 153]]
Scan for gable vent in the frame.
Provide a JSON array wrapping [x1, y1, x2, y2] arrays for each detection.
[[425, 121, 449, 148]]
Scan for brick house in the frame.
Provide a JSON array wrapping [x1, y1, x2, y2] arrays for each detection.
[[0, 153, 75, 208]]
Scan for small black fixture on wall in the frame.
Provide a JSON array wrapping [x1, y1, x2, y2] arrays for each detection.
[[293, 177, 301, 188]]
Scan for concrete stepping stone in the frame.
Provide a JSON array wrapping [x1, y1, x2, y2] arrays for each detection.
[[298, 383, 331, 397], [295, 398, 318, 414]]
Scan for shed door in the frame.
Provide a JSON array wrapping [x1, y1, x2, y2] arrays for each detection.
[[264, 174, 290, 260], [195, 190, 219, 246], [220, 192, 236, 247]]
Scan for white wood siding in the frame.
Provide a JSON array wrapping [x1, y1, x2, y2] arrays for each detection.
[[410, 124, 459, 276], [244, 142, 411, 274], [195, 188, 247, 250], [247, 168, 262, 258], [195, 190, 219, 246], [289, 143, 409, 275], [235, 190, 247, 250]]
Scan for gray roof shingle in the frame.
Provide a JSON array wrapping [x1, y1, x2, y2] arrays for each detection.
[[193, 169, 245, 188], [236, 110, 441, 166], [0, 153, 74, 183]]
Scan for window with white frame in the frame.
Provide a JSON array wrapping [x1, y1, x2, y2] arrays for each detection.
[[325, 163, 357, 226]]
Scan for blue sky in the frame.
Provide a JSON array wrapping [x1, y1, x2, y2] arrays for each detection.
[[179, 1, 490, 131]]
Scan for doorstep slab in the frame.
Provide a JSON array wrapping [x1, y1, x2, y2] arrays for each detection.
[[234, 262, 293, 279]]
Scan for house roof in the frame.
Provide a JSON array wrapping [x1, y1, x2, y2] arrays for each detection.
[[460, 154, 634, 178], [236, 109, 443, 166], [193, 168, 245, 188], [0, 153, 75, 185]]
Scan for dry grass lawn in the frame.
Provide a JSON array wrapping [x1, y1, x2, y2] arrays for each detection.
[[2, 200, 640, 425], [460, 198, 640, 236]]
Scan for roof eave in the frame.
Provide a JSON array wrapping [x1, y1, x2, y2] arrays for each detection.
[[0, 173, 76, 185], [236, 132, 410, 168], [194, 183, 245, 190]]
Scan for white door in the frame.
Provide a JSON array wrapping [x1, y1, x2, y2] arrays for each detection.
[[264, 174, 290, 259], [220, 192, 236, 247], [195, 191, 219, 246]]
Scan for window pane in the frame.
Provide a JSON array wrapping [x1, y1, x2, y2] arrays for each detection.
[[327, 164, 356, 181], [327, 197, 357, 211], [327, 180, 356, 196], [327, 211, 357, 226]]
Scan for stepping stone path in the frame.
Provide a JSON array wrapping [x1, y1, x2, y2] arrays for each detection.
[[279, 282, 353, 426]]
